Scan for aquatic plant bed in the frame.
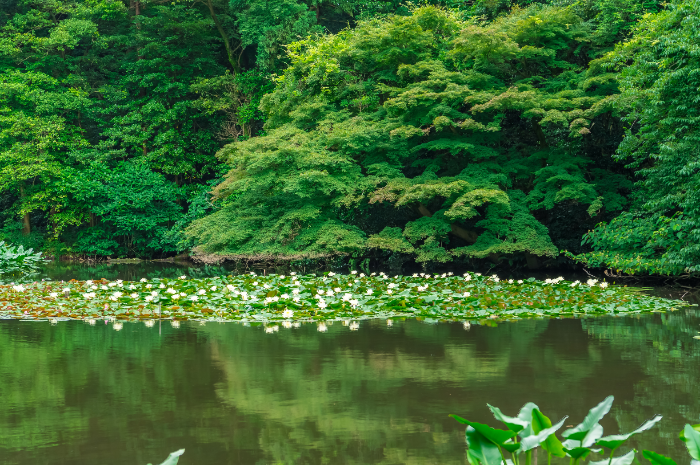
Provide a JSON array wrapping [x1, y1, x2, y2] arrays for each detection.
[[0, 272, 686, 323]]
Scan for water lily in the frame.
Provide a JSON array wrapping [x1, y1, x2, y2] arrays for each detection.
[[144, 320, 155, 327], [387, 320, 393, 326], [282, 321, 292, 329], [283, 309, 294, 318], [366, 289, 373, 295], [317, 323, 327, 332], [600, 282, 609, 288], [179, 275, 186, 279], [171, 320, 180, 328], [145, 296, 154, 302], [113, 322, 123, 331], [349, 299, 359, 308], [49, 292, 58, 298], [140, 278, 147, 283], [349, 321, 359, 331], [87, 319, 96, 325], [463, 322, 471, 330]]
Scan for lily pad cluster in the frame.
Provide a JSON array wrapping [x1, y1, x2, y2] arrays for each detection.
[[0, 271, 687, 323]]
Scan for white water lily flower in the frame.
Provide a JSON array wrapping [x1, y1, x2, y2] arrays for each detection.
[[349, 321, 359, 331], [166, 288, 176, 294], [317, 323, 327, 332], [150, 291, 158, 296], [328, 272, 335, 277], [387, 320, 393, 326], [282, 321, 292, 329], [49, 292, 58, 298], [333, 287, 341, 292], [90, 285, 98, 290], [280, 293, 289, 299], [587, 279, 598, 286], [113, 322, 123, 331], [179, 276, 186, 280], [265, 297, 274, 303], [159, 284, 165, 289], [508, 279, 514, 284], [263, 284, 271, 289], [463, 322, 471, 330], [145, 296, 154, 302], [145, 320, 155, 327], [464, 275, 471, 282], [388, 283, 397, 288], [318, 301, 327, 309], [265, 326, 275, 334], [130, 293, 138, 299], [171, 294, 180, 300], [129, 285, 136, 290], [292, 289, 300, 295], [475, 273, 482, 276], [108, 282, 117, 287], [359, 273, 365, 277], [197, 289, 206, 295], [293, 296, 300, 302], [517, 280, 523, 284], [87, 319, 96, 326], [190, 295, 198, 301], [140, 278, 147, 283], [113, 292, 123, 298], [171, 320, 180, 328], [448, 272, 453, 276], [441, 273, 447, 278], [351, 270, 357, 275], [342, 293, 352, 301], [283, 309, 294, 318], [252, 281, 258, 286], [349, 299, 359, 308], [463, 292, 471, 297], [101, 285, 108, 290], [599, 282, 609, 288], [387, 289, 393, 294], [326, 290, 335, 296], [210, 286, 217, 291]]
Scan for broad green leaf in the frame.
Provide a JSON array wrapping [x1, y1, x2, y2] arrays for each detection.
[[489, 404, 530, 433], [682, 424, 700, 461], [466, 426, 506, 465], [517, 402, 540, 438], [563, 446, 593, 460], [590, 450, 636, 465], [562, 396, 614, 441], [679, 424, 700, 440], [597, 415, 663, 450], [152, 449, 185, 465], [521, 414, 568, 453], [451, 415, 516, 445], [642, 450, 677, 465]]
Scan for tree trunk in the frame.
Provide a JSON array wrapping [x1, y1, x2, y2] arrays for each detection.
[[417, 203, 500, 263], [205, 0, 241, 73], [417, 203, 479, 243], [19, 183, 30, 235]]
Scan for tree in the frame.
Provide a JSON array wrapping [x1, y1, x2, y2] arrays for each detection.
[[188, 5, 632, 266]]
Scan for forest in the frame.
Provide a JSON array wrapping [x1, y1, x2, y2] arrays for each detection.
[[1, 0, 698, 276]]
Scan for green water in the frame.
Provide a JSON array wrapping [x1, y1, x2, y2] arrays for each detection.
[[1, 309, 699, 464]]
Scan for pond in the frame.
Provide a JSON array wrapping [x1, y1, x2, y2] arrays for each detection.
[[1, 263, 699, 464]]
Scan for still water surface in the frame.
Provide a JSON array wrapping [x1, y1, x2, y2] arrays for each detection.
[[1, 263, 699, 464], [1, 311, 699, 464]]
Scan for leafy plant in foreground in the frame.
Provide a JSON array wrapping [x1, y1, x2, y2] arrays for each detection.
[[148, 449, 184, 465], [0, 241, 43, 276], [452, 397, 698, 465]]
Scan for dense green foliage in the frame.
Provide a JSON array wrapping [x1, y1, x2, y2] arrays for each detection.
[[1, 0, 696, 276], [572, 0, 700, 276]]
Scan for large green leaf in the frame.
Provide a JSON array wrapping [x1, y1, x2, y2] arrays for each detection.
[[679, 424, 700, 440], [563, 424, 604, 459], [590, 450, 636, 465], [466, 425, 506, 465], [521, 414, 568, 453], [597, 415, 663, 450], [489, 404, 532, 433], [562, 396, 614, 441], [642, 450, 677, 465], [148, 449, 185, 465], [682, 424, 700, 461], [451, 415, 516, 445]]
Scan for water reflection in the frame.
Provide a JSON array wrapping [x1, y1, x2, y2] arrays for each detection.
[[0, 312, 699, 465]]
